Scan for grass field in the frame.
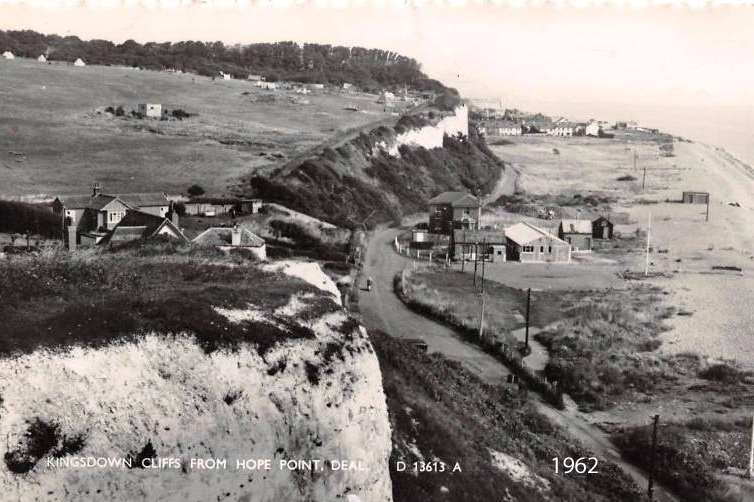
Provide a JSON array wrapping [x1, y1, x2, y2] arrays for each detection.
[[0, 58, 394, 199]]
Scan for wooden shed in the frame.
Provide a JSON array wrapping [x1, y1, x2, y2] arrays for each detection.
[[592, 216, 614, 240], [682, 191, 709, 204]]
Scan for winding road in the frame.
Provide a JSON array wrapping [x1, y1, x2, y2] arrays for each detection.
[[358, 167, 680, 502]]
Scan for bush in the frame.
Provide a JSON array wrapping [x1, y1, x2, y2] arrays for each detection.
[[115, 105, 125, 117], [187, 184, 205, 197], [617, 175, 636, 181], [699, 363, 746, 384]]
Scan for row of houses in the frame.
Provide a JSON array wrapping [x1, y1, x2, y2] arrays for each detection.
[[425, 191, 615, 263], [478, 118, 607, 138], [2, 51, 85, 66], [51, 184, 266, 258]]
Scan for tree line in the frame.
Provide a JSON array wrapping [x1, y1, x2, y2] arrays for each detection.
[[0, 29, 450, 94]]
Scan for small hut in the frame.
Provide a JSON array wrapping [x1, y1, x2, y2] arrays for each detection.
[[74, 58, 86, 67], [2, 51, 15, 60], [592, 216, 614, 240], [37, 54, 47, 63]]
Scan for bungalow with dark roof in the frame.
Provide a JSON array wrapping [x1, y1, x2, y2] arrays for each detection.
[[192, 225, 266, 260], [557, 219, 593, 252], [100, 209, 188, 247], [183, 197, 263, 217], [451, 229, 506, 262], [428, 191, 482, 235]]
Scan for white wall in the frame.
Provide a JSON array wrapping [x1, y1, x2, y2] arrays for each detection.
[[382, 105, 469, 156]]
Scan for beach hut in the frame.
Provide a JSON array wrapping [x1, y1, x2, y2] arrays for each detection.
[[2, 51, 15, 60], [37, 54, 47, 63], [74, 58, 86, 67]]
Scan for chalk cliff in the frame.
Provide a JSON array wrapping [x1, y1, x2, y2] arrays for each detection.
[[0, 261, 392, 502]]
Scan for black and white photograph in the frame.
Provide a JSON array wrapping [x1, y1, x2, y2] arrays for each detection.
[[1, 1, 754, 501]]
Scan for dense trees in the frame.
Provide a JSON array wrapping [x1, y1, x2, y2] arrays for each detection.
[[0, 200, 61, 238], [0, 30, 448, 93]]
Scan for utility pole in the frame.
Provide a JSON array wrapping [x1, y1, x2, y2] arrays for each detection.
[[706, 196, 710, 222], [642, 164, 647, 191], [478, 289, 486, 340], [524, 288, 531, 351], [480, 240, 486, 293], [645, 212, 652, 277], [749, 415, 754, 478], [648, 414, 660, 502], [473, 242, 479, 287]]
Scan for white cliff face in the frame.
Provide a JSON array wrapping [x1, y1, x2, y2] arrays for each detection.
[[0, 264, 392, 502], [380, 105, 468, 156]]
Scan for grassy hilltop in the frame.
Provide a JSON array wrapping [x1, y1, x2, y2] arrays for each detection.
[[0, 57, 396, 198]]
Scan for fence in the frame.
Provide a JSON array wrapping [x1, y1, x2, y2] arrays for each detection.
[[394, 236, 450, 264]]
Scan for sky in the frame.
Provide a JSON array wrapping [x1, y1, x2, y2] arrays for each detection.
[[2, 1, 754, 160]]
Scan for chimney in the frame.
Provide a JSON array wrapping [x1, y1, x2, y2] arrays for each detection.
[[67, 225, 77, 251], [231, 224, 241, 246], [168, 201, 179, 227], [92, 182, 102, 197]]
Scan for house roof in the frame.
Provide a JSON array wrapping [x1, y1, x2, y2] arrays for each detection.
[[57, 191, 169, 209], [102, 210, 187, 245], [115, 192, 169, 207], [185, 197, 260, 205], [592, 216, 613, 225], [453, 229, 506, 244], [559, 219, 592, 234], [505, 222, 566, 246], [193, 227, 265, 247], [428, 191, 481, 207]]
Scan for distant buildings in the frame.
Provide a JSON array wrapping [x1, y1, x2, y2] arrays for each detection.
[[256, 81, 277, 90], [558, 219, 593, 252], [585, 121, 601, 137], [2, 51, 14, 60], [479, 121, 523, 136], [247, 74, 263, 82], [37, 54, 47, 63], [183, 197, 262, 217], [428, 191, 482, 235], [219, 71, 231, 80], [74, 58, 86, 67], [137, 103, 167, 119]]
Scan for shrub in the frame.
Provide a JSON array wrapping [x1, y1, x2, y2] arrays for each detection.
[[617, 175, 637, 181], [115, 105, 125, 117], [699, 363, 745, 384], [187, 184, 205, 197]]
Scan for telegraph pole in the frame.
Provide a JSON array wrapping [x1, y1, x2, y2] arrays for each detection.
[[706, 196, 710, 222], [648, 414, 660, 502], [524, 288, 531, 351], [642, 164, 647, 191], [749, 415, 754, 478], [645, 212, 652, 277], [473, 242, 479, 287]]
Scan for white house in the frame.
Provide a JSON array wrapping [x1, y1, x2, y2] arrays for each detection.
[[219, 71, 231, 80], [585, 121, 601, 137], [2, 51, 15, 60], [255, 81, 277, 90], [74, 58, 86, 67], [137, 103, 167, 119], [342, 83, 353, 90], [247, 74, 263, 82], [548, 123, 575, 137], [37, 54, 47, 63]]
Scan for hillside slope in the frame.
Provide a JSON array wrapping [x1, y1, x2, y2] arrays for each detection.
[[248, 106, 505, 228], [0, 58, 394, 198], [0, 254, 392, 501]]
